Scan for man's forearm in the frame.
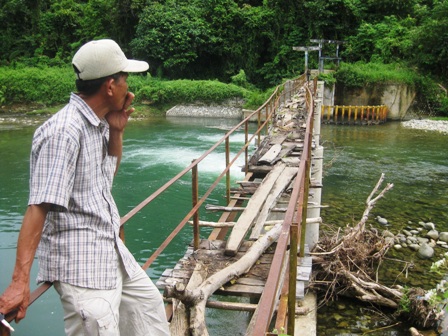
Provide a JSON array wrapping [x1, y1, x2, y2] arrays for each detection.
[[108, 130, 124, 174], [0, 204, 48, 320], [12, 204, 48, 284]]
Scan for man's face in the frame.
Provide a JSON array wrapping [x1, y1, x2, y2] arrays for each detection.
[[111, 73, 129, 111]]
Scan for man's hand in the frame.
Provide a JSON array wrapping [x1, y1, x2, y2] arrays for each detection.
[[0, 279, 30, 323], [106, 92, 135, 132]]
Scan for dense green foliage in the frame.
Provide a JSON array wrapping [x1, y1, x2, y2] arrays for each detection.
[[334, 63, 420, 88], [0, 0, 447, 114], [0, 65, 253, 112]]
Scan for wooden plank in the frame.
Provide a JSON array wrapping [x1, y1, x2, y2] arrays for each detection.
[[249, 167, 298, 240], [270, 135, 287, 145], [225, 164, 286, 256], [217, 284, 265, 297], [258, 144, 282, 165], [235, 277, 266, 286], [277, 143, 296, 160]]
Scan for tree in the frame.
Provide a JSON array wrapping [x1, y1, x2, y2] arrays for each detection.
[[410, 0, 448, 78]]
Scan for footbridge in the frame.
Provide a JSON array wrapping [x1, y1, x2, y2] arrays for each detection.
[[1, 74, 325, 336]]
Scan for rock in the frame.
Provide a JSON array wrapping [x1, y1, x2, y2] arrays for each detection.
[[426, 230, 439, 240], [394, 244, 402, 250], [417, 237, 429, 245], [423, 222, 436, 231], [402, 229, 412, 236], [407, 236, 418, 243], [417, 243, 435, 259], [409, 244, 420, 251], [376, 216, 388, 225], [398, 236, 407, 243], [410, 230, 419, 235], [439, 232, 448, 242]]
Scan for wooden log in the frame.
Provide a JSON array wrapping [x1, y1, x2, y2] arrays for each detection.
[[250, 167, 298, 240], [169, 263, 207, 336], [225, 164, 286, 256], [205, 205, 245, 212], [205, 300, 259, 312]]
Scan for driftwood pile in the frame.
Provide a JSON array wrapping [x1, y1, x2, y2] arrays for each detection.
[[310, 174, 443, 330]]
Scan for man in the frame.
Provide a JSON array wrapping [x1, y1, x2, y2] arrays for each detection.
[[0, 39, 170, 335]]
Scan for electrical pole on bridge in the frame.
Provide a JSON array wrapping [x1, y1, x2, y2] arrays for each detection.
[[292, 46, 321, 80], [293, 39, 345, 76]]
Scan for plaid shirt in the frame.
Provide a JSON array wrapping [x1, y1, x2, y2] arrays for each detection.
[[29, 93, 141, 289]]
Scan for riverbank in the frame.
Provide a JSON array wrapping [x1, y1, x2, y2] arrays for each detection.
[[401, 119, 448, 134]]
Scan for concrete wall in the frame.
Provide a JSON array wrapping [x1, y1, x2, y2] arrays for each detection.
[[166, 105, 243, 118], [335, 83, 416, 120]]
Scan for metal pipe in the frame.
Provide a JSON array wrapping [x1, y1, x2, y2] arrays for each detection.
[[225, 137, 230, 204], [192, 161, 199, 250]]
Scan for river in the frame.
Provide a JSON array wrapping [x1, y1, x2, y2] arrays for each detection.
[[0, 115, 447, 335]]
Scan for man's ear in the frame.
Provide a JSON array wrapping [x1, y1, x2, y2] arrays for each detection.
[[104, 78, 115, 97]]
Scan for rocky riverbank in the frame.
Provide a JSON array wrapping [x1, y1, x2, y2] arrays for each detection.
[[401, 119, 448, 134], [378, 216, 448, 259]]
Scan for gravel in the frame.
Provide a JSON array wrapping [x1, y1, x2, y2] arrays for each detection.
[[401, 119, 448, 134]]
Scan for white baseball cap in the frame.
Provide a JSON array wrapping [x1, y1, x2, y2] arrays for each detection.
[[72, 39, 149, 80]]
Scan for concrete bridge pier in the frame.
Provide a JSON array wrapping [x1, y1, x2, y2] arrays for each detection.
[[306, 81, 324, 250], [295, 81, 325, 336]]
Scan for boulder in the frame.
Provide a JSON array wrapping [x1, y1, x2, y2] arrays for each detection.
[[426, 230, 439, 240], [439, 232, 448, 243], [417, 243, 434, 259]]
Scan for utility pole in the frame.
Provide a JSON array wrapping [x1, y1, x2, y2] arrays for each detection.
[[310, 39, 345, 73], [292, 46, 321, 79]]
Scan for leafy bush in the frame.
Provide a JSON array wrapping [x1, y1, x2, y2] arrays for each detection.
[[335, 62, 419, 88], [0, 66, 75, 105], [137, 79, 247, 106]]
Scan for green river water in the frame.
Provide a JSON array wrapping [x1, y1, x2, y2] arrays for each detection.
[[0, 115, 447, 335]]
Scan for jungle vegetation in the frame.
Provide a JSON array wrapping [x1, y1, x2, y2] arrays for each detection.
[[0, 0, 447, 114]]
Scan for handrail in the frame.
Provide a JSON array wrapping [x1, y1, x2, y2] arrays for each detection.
[[0, 73, 308, 335], [249, 84, 315, 335]]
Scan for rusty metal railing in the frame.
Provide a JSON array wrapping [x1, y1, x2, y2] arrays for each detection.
[[1, 73, 310, 335], [249, 84, 315, 336]]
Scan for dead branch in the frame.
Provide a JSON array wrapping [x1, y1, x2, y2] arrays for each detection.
[[310, 174, 441, 330], [165, 223, 283, 336]]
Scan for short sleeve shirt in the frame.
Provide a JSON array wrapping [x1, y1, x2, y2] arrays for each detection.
[[29, 93, 141, 289]]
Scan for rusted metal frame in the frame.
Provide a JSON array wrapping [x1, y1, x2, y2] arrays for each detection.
[[225, 137, 230, 204], [245, 120, 249, 174], [250, 159, 307, 335], [287, 220, 299, 335], [192, 162, 200, 250], [274, 262, 290, 332], [141, 124, 266, 269], [119, 102, 272, 228], [300, 89, 314, 256], [250, 97, 313, 335]]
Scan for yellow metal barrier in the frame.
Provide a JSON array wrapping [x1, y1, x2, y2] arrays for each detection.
[[322, 105, 388, 124]]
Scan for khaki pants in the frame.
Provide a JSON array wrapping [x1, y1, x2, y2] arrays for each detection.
[[54, 261, 170, 336]]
